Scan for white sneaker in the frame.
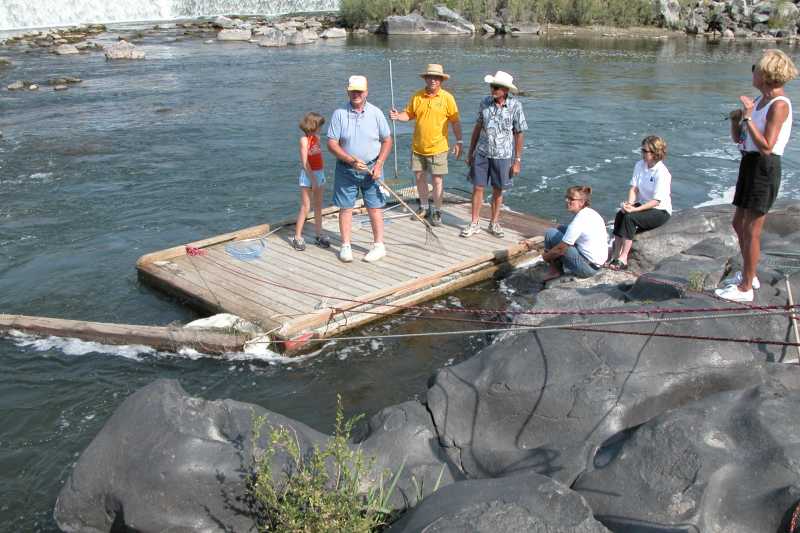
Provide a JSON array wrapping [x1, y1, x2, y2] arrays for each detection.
[[339, 243, 353, 263], [460, 222, 480, 238], [721, 271, 760, 290], [363, 242, 386, 263], [714, 284, 754, 302]]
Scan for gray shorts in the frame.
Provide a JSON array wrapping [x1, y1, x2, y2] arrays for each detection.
[[470, 153, 512, 190]]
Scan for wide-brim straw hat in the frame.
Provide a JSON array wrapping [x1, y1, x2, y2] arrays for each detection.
[[484, 70, 517, 93], [420, 63, 450, 80]]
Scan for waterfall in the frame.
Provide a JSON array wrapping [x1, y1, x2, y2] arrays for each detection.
[[0, 0, 339, 31]]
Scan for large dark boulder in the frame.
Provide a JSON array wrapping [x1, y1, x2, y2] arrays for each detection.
[[54, 379, 327, 532], [387, 471, 610, 533], [357, 401, 462, 509], [427, 298, 800, 484], [574, 380, 800, 532]]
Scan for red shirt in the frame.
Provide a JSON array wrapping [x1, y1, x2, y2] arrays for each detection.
[[307, 134, 324, 171]]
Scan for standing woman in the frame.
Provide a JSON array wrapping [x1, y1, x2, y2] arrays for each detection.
[[718, 50, 798, 302], [608, 135, 672, 270]]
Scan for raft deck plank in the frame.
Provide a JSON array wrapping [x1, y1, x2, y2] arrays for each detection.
[[136, 201, 551, 353]]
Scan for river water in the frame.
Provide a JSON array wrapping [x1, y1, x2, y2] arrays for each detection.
[[1, 28, 799, 530]]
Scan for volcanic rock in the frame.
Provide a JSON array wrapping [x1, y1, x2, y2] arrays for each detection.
[[104, 40, 145, 60], [574, 381, 800, 532], [388, 471, 610, 533]]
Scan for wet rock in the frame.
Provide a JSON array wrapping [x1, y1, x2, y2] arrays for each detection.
[[357, 401, 462, 510], [53, 85, 68, 91], [53, 43, 79, 55], [384, 13, 473, 35], [481, 23, 496, 35], [28, 84, 38, 91], [7, 80, 24, 91], [320, 27, 347, 39], [104, 40, 145, 60], [217, 28, 251, 41], [257, 28, 287, 47], [213, 15, 235, 29], [286, 29, 318, 45], [510, 22, 541, 35], [388, 472, 610, 533], [722, 28, 736, 38], [0, 57, 12, 68], [433, 5, 476, 33], [54, 379, 327, 532], [575, 381, 800, 532]]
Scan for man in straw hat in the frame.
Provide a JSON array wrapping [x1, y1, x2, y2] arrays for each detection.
[[462, 70, 527, 239], [389, 64, 463, 226], [327, 75, 393, 263]]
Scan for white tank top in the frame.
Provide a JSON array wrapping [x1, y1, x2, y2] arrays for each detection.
[[743, 95, 793, 155]]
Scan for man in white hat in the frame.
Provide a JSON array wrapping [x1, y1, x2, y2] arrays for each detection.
[[389, 64, 463, 226], [327, 75, 393, 262], [462, 70, 527, 239]]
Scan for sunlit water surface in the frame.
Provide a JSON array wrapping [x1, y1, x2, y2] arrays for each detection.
[[1, 29, 798, 530]]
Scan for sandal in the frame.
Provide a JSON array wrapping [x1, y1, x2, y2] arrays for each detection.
[[607, 258, 627, 271], [315, 235, 331, 248], [291, 237, 306, 251]]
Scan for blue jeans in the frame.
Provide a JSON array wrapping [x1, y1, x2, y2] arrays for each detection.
[[333, 161, 385, 209], [544, 225, 600, 278]]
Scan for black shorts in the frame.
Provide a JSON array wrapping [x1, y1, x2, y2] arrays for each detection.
[[733, 152, 781, 214]]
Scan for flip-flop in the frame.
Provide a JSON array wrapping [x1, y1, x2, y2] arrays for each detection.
[[608, 259, 627, 271]]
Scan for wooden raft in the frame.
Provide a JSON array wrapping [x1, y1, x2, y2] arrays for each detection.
[[136, 200, 551, 353]]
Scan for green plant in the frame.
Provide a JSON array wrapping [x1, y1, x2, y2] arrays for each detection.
[[249, 396, 403, 532], [687, 271, 707, 293]]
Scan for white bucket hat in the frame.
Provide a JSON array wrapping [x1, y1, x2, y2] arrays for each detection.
[[484, 70, 517, 93]]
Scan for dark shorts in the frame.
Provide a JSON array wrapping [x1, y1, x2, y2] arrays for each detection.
[[470, 153, 513, 191], [733, 152, 781, 214]]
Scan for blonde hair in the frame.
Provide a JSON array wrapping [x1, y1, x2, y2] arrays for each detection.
[[755, 49, 799, 87], [641, 135, 667, 162], [566, 185, 592, 206], [299, 112, 325, 134]]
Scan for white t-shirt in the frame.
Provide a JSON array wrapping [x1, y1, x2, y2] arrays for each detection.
[[562, 207, 609, 266], [631, 160, 672, 215]]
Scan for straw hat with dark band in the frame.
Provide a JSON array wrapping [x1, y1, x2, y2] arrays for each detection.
[[420, 64, 450, 80]]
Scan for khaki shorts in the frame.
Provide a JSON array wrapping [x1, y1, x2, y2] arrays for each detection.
[[411, 151, 448, 175]]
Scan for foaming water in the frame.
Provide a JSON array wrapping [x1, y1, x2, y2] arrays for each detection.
[[2, 32, 800, 531], [0, 0, 339, 31]]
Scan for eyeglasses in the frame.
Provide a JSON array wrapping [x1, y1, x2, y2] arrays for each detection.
[[565, 197, 583, 202]]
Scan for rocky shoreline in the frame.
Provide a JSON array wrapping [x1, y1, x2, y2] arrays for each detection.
[[54, 200, 800, 532], [3, 1, 800, 91]]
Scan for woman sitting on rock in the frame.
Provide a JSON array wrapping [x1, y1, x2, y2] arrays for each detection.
[[542, 185, 608, 281], [608, 135, 672, 271], [716, 49, 797, 303]]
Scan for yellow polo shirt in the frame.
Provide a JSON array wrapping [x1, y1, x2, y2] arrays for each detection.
[[404, 88, 460, 156]]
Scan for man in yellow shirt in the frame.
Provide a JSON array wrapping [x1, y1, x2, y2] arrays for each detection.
[[389, 64, 463, 226]]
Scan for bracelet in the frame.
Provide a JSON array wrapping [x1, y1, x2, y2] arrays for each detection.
[[456, 140, 463, 144]]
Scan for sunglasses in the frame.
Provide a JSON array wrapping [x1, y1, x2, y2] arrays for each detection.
[[565, 196, 583, 202], [490, 84, 505, 90], [641, 148, 652, 153]]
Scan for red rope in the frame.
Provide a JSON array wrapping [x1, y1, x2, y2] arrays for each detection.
[[200, 253, 798, 319]]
